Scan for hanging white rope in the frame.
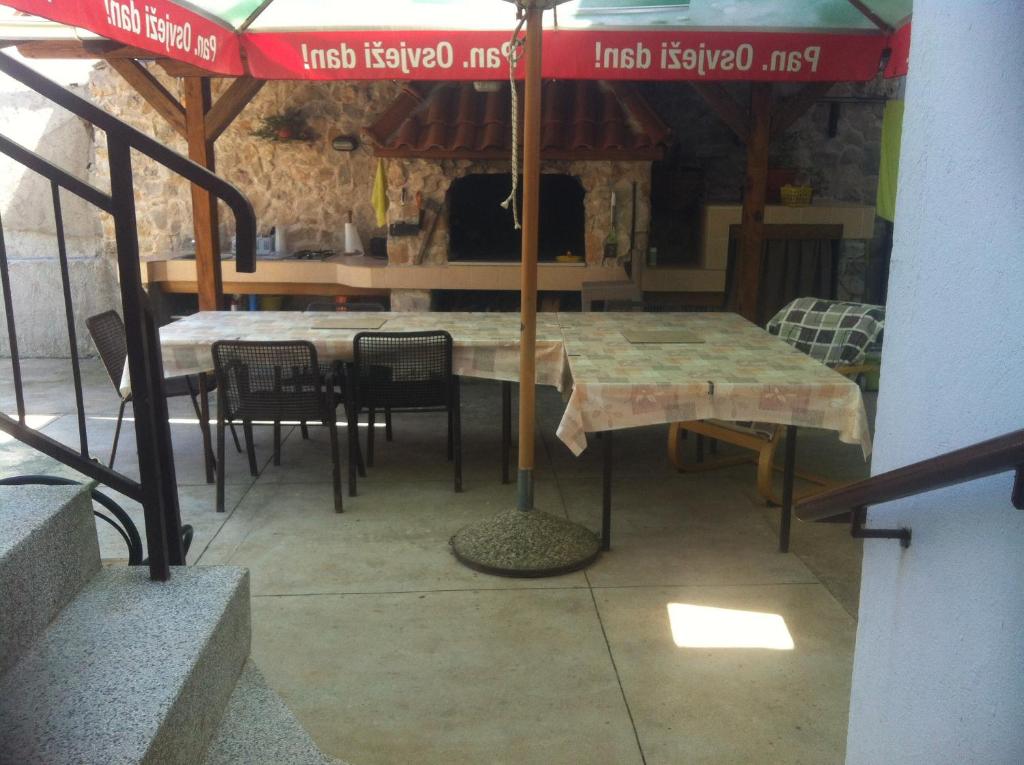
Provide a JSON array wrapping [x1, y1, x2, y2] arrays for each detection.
[[500, 3, 528, 230]]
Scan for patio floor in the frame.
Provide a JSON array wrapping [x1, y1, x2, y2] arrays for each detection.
[[1, 356, 873, 765]]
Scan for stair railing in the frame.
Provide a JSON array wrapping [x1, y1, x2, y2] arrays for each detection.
[[0, 51, 256, 581], [797, 428, 1024, 546]]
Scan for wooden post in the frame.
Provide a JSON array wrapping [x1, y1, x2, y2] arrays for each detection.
[[516, 4, 543, 511], [735, 83, 772, 322], [183, 77, 222, 311]]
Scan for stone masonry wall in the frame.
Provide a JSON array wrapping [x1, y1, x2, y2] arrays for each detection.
[[88, 63, 650, 270], [641, 77, 899, 301], [88, 63, 406, 259], [384, 158, 650, 267]]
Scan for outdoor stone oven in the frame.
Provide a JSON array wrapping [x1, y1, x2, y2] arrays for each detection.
[[365, 81, 669, 269], [447, 173, 585, 262]]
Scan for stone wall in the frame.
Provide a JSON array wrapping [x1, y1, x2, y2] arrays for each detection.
[[640, 77, 899, 301], [88, 63, 406, 259], [87, 63, 650, 272], [383, 158, 650, 267]]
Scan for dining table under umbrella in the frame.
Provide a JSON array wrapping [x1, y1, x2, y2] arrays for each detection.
[[0, 0, 911, 575]]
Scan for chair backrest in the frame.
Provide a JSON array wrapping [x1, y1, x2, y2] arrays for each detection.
[[85, 310, 128, 396], [211, 340, 326, 421], [766, 297, 885, 368], [353, 331, 453, 410]]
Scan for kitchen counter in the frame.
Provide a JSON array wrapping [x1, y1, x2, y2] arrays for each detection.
[[144, 254, 632, 296]]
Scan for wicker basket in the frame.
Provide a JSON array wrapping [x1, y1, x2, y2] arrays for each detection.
[[780, 184, 813, 207]]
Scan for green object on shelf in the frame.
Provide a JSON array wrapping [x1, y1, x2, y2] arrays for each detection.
[[260, 296, 283, 311]]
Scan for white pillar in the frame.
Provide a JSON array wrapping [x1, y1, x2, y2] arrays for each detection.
[[846, 2, 1024, 763]]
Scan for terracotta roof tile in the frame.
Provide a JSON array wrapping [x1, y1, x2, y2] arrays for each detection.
[[367, 80, 669, 161]]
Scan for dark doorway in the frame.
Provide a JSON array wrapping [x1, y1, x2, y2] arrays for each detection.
[[448, 173, 585, 262], [649, 160, 704, 266]]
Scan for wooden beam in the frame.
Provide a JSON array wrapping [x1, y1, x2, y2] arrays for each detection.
[[16, 40, 161, 60], [364, 82, 430, 146], [107, 59, 187, 139], [158, 59, 225, 78], [205, 77, 265, 143], [184, 77, 223, 311], [689, 82, 749, 143], [735, 83, 772, 323], [846, 0, 894, 32], [14, 40, 223, 77], [770, 82, 835, 140]]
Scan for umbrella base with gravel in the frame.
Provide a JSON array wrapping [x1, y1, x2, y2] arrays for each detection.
[[450, 508, 600, 577]]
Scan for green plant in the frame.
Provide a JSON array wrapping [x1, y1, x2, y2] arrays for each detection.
[[251, 108, 316, 142]]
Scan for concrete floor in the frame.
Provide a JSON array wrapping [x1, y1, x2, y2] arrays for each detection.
[[1, 357, 874, 765]]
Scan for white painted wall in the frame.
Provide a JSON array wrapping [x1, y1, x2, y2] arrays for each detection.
[[846, 2, 1024, 763], [0, 54, 118, 357]]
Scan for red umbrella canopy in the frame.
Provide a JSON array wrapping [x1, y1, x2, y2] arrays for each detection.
[[1, 1, 911, 81]]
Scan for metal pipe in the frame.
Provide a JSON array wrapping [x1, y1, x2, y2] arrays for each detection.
[[0, 211, 25, 423], [109, 141, 177, 581], [52, 181, 89, 457], [799, 428, 1024, 522]]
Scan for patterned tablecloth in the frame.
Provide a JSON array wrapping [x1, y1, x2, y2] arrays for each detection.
[[141, 310, 871, 459], [555, 312, 872, 457], [142, 310, 570, 392]]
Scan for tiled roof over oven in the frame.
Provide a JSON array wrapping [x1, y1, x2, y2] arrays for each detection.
[[365, 81, 670, 161]]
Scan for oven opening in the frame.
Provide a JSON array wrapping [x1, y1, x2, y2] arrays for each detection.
[[447, 173, 586, 263]]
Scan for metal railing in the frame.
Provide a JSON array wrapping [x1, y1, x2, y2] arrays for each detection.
[[0, 51, 256, 581], [797, 428, 1024, 547]]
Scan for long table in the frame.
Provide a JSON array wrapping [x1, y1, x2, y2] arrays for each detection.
[[148, 311, 872, 550]]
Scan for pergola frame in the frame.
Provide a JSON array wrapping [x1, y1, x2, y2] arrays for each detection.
[[13, 38, 265, 310], [12, 38, 838, 319]]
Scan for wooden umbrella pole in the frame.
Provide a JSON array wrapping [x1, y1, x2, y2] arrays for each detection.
[[516, 3, 543, 511]]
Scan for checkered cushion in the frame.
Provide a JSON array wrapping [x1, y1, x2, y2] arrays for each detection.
[[766, 298, 885, 368]]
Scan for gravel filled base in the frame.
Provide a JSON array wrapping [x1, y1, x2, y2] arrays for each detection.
[[450, 509, 600, 577]]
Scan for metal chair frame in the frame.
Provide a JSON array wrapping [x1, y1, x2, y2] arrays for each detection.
[[211, 340, 345, 513], [348, 330, 461, 494], [86, 310, 240, 471], [302, 299, 392, 442]]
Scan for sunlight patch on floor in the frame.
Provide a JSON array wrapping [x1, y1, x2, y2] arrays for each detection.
[[667, 603, 795, 650]]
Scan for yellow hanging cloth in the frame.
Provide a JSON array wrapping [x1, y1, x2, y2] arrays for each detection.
[[372, 158, 389, 227]]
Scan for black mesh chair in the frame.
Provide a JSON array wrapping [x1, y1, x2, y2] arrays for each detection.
[[348, 331, 461, 493], [212, 340, 345, 513], [86, 310, 238, 472], [303, 299, 392, 442]]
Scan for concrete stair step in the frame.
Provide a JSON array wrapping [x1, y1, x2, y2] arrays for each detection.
[[203, 659, 348, 765], [0, 484, 100, 677], [0, 566, 250, 765]]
